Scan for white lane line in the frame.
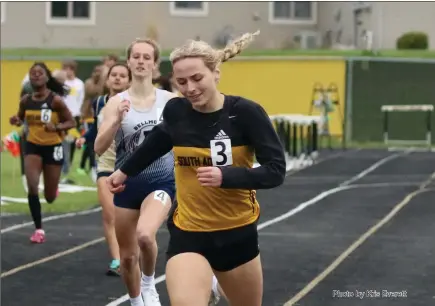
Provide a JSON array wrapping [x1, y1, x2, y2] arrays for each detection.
[[339, 152, 405, 187], [1, 207, 102, 234]]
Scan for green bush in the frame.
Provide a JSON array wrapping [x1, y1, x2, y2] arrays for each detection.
[[396, 32, 429, 50]]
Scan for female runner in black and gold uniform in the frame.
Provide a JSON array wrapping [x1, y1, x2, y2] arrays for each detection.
[[10, 62, 75, 244], [107, 31, 286, 306]]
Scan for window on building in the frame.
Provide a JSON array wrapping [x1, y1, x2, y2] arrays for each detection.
[[46, 1, 96, 25], [169, 1, 209, 17], [1, 2, 6, 24], [269, 1, 316, 24]]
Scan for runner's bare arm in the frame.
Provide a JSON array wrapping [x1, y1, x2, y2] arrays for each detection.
[[94, 95, 122, 155], [17, 96, 27, 122]]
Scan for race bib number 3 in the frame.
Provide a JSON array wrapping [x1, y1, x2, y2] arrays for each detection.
[[41, 109, 52, 123], [210, 139, 233, 166]]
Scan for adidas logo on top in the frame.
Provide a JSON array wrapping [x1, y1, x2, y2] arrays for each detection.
[[41, 103, 48, 108], [214, 129, 229, 140]]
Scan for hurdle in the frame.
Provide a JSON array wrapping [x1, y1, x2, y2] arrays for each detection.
[[381, 104, 434, 152], [271, 114, 321, 170]]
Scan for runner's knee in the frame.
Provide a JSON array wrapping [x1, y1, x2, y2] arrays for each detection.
[[137, 228, 156, 251], [120, 251, 139, 272], [45, 195, 56, 203], [44, 187, 58, 203], [26, 176, 39, 195]]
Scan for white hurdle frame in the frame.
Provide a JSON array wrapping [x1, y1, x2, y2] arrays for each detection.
[[381, 104, 434, 151]]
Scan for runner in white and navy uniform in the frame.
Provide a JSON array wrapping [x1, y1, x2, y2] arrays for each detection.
[[96, 88, 175, 306], [113, 89, 175, 209], [93, 38, 182, 306]]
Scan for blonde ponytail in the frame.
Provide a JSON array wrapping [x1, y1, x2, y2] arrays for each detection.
[[170, 30, 260, 70], [218, 30, 260, 63]]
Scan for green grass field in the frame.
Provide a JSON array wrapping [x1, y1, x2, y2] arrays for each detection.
[[1, 149, 98, 215], [2, 48, 435, 59]]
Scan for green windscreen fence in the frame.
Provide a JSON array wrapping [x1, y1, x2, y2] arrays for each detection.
[[350, 60, 435, 143], [159, 59, 172, 76], [75, 60, 101, 82], [75, 59, 173, 81]]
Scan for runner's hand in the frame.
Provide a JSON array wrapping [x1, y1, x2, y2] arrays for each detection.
[[116, 99, 130, 123], [107, 169, 127, 193], [76, 137, 86, 149], [9, 115, 22, 126], [44, 123, 57, 132], [197, 167, 223, 187]]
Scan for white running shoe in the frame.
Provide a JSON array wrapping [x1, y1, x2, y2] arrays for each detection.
[[208, 286, 221, 305], [142, 287, 161, 306]]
